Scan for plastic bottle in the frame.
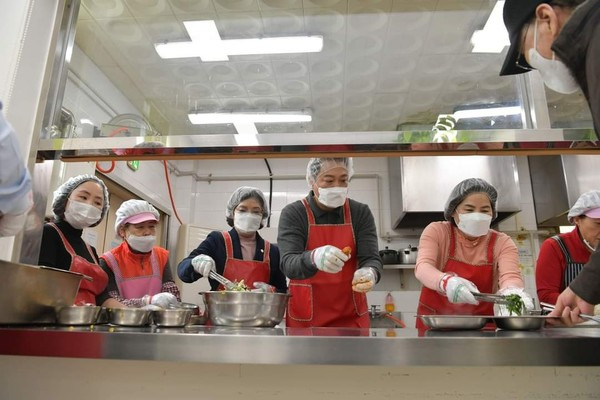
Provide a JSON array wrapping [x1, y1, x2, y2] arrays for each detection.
[[385, 292, 395, 313]]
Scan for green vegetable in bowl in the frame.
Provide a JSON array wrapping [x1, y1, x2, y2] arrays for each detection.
[[229, 280, 249, 292], [505, 294, 524, 316]]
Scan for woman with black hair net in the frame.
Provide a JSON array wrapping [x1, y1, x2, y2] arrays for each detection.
[[415, 178, 534, 330], [38, 174, 110, 305], [177, 186, 287, 293]]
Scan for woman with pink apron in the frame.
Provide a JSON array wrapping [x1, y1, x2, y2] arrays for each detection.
[[38, 174, 110, 305], [414, 178, 535, 331], [97, 200, 180, 308]]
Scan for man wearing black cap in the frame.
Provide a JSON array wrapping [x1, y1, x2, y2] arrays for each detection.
[[500, 0, 600, 139]]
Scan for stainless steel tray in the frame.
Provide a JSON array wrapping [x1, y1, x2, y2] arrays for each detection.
[[418, 315, 489, 330], [493, 315, 550, 331]]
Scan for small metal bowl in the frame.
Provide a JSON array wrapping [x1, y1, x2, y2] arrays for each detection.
[[152, 309, 193, 327], [56, 305, 102, 326], [493, 315, 547, 330], [418, 315, 489, 330], [106, 308, 152, 326], [167, 302, 200, 315]]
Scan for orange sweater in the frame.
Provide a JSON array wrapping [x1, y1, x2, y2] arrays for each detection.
[[415, 221, 523, 292]]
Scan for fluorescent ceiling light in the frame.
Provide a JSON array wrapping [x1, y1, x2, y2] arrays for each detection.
[[454, 106, 521, 120], [471, 0, 510, 53], [188, 112, 312, 124], [155, 20, 323, 62], [188, 112, 312, 135]]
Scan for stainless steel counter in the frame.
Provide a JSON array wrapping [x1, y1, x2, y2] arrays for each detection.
[[1, 325, 599, 366]]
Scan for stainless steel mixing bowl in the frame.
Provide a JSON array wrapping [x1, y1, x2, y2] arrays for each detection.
[[55, 305, 102, 325], [493, 315, 548, 330], [418, 315, 489, 330], [152, 309, 193, 327], [201, 291, 289, 327], [107, 308, 151, 326]]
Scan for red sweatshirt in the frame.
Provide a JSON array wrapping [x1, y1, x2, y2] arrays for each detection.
[[535, 228, 592, 304]]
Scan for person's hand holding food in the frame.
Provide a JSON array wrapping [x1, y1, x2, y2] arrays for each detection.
[[311, 245, 349, 273], [352, 267, 376, 293], [251, 281, 276, 293], [192, 254, 216, 276], [494, 287, 534, 316], [143, 292, 178, 308]]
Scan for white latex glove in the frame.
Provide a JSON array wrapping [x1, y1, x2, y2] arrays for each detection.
[[251, 282, 276, 293], [494, 287, 535, 316], [144, 292, 178, 308], [352, 268, 376, 293], [444, 276, 479, 305], [311, 245, 349, 273], [191, 254, 216, 276]]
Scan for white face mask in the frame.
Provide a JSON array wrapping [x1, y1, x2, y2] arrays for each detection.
[[527, 19, 579, 94], [0, 212, 28, 237], [317, 186, 348, 208], [64, 200, 102, 229], [456, 212, 492, 237], [234, 211, 262, 233], [127, 234, 156, 253]]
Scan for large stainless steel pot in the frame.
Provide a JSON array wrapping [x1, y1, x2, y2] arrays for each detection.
[[0, 260, 87, 324], [201, 291, 289, 327]]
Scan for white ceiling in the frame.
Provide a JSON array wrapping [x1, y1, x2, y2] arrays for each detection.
[[74, 0, 591, 135]]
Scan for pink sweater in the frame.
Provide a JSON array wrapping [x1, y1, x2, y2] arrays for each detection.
[[415, 221, 523, 292]]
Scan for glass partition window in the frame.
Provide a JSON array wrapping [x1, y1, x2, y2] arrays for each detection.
[[68, 0, 537, 139]]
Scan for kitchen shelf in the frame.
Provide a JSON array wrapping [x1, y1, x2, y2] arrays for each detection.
[[383, 264, 416, 269]]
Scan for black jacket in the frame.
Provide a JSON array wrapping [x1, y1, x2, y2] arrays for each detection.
[[552, 0, 600, 140]]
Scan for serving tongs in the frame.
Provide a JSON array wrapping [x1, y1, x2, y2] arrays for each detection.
[[471, 292, 510, 305], [540, 301, 600, 323], [208, 270, 236, 290]]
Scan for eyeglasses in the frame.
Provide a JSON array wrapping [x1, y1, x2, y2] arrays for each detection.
[[515, 22, 533, 72]]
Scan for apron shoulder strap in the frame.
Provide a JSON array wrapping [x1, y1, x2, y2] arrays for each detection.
[[301, 198, 316, 225], [342, 200, 351, 223], [449, 224, 457, 258], [102, 251, 124, 281], [263, 240, 271, 264], [551, 235, 573, 263], [486, 231, 498, 265], [48, 222, 77, 257], [222, 231, 234, 258]]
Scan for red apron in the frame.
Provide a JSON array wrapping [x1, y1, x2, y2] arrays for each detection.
[[219, 231, 271, 290], [416, 225, 497, 330], [49, 223, 108, 305], [102, 247, 163, 299], [286, 198, 369, 328]]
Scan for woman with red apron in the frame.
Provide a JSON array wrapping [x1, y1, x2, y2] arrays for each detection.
[[38, 174, 110, 305], [97, 199, 181, 308], [278, 158, 382, 330], [415, 178, 534, 331], [177, 187, 288, 295]]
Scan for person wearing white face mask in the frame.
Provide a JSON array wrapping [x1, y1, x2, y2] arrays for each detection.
[[415, 178, 534, 330], [277, 158, 382, 329], [96, 200, 181, 308], [177, 187, 287, 294], [536, 190, 600, 305], [38, 174, 110, 305], [500, 0, 600, 139]]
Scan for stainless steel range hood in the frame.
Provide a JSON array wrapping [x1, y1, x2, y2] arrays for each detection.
[[528, 155, 600, 227], [388, 156, 521, 230]]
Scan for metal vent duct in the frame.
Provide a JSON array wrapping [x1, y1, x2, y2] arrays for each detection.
[[388, 156, 521, 230]]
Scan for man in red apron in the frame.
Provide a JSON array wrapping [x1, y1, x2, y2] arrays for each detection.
[[278, 158, 382, 328]]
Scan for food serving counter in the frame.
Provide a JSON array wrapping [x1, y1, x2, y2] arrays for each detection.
[[1, 325, 599, 366]]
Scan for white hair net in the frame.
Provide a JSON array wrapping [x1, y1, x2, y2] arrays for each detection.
[[226, 186, 270, 226], [305, 158, 354, 188], [567, 190, 600, 223], [52, 174, 109, 227], [444, 178, 498, 221], [115, 199, 160, 235]]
